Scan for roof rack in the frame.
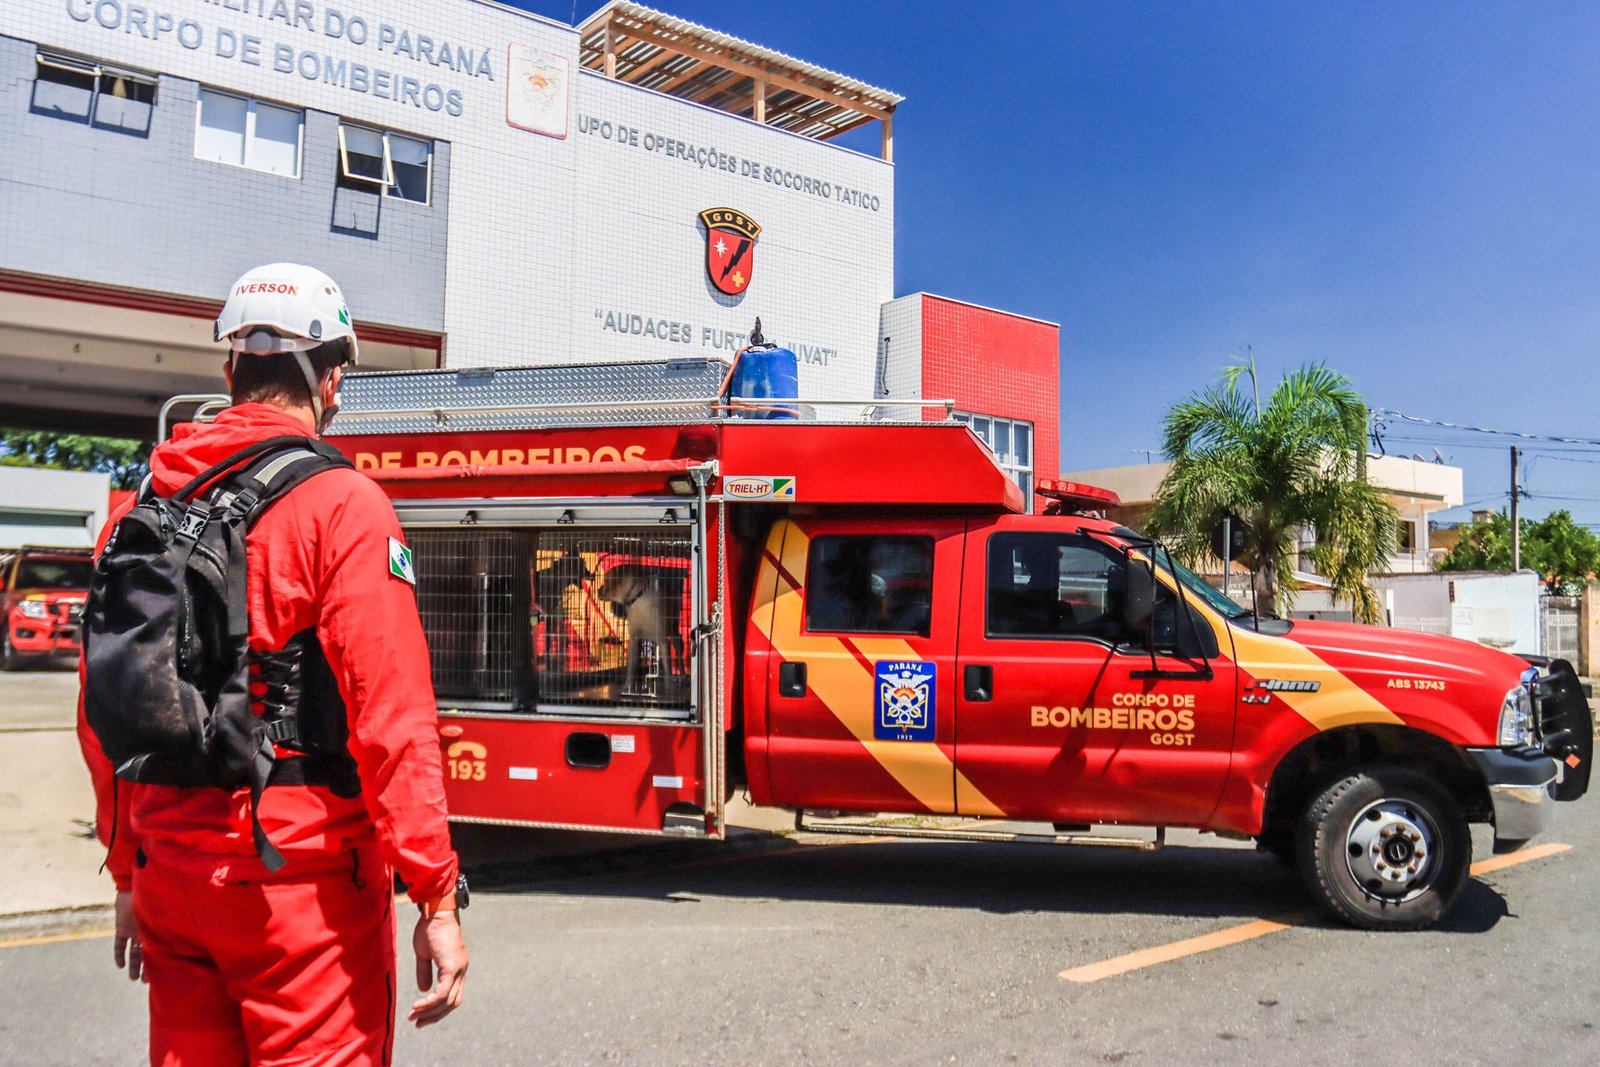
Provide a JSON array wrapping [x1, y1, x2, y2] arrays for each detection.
[[325, 360, 953, 436]]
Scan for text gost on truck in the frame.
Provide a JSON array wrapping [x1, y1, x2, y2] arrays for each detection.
[[316, 358, 1590, 931]]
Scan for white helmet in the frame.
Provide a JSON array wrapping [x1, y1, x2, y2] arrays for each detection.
[[216, 262, 359, 426]]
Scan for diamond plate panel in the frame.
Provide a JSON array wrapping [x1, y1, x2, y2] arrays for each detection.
[[327, 359, 733, 435]]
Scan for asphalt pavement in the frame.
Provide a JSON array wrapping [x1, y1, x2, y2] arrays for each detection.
[[4, 662, 1597, 1064]]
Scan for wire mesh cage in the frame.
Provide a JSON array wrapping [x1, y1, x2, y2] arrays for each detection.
[[408, 526, 694, 714]]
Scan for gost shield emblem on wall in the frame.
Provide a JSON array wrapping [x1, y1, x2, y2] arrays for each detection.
[[699, 208, 761, 295]]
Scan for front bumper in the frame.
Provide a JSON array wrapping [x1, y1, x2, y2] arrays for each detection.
[[1466, 746, 1561, 852]]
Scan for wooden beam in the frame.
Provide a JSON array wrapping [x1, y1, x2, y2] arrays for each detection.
[[651, 57, 710, 95], [761, 98, 843, 131], [815, 112, 875, 140], [754, 75, 767, 123], [616, 44, 677, 82], [687, 71, 744, 104], [881, 110, 893, 162], [607, 18, 892, 121], [602, 17, 617, 78]]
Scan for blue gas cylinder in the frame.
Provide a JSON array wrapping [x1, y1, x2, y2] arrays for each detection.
[[730, 345, 799, 420]]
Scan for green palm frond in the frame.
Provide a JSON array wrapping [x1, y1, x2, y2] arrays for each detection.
[[1150, 357, 1396, 618]]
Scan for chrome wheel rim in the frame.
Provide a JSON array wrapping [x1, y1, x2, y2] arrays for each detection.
[[1344, 798, 1439, 902]]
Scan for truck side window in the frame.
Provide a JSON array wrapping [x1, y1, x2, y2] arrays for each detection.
[[986, 533, 1126, 640], [805, 536, 934, 637]]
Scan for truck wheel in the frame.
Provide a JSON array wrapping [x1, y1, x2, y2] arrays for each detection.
[[0, 631, 21, 671], [1297, 765, 1470, 931]]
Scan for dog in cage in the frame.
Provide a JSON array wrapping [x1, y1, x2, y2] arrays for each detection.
[[595, 562, 686, 698]]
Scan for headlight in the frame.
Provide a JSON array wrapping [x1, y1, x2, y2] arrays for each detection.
[[17, 600, 49, 619], [1498, 683, 1535, 747]]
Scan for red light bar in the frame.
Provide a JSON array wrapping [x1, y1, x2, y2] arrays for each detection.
[[1035, 479, 1121, 508]]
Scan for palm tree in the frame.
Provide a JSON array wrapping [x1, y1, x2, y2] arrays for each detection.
[[1146, 357, 1400, 622]]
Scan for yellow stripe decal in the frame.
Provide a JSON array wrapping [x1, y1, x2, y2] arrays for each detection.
[[755, 521, 1003, 816], [1229, 627, 1404, 730]]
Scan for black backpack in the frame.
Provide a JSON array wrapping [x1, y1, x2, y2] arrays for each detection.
[[84, 436, 358, 871]]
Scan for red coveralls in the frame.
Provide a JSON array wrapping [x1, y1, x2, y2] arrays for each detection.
[[77, 403, 458, 1067]]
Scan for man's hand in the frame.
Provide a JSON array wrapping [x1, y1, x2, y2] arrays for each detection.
[[409, 912, 467, 1027], [112, 890, 143, 982]]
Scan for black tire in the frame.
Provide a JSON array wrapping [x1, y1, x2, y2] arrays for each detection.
[[1296, 764, 1470, 931], [0, 630, 22, 672]]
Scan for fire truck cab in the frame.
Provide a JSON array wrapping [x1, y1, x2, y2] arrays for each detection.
[[323, 359, 1591, 930]]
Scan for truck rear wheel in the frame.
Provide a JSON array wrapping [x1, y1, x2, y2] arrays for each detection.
[[1297, 765, 1470, 930], [0, 631, 21, 671]]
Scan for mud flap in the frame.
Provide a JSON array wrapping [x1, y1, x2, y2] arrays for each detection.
[[1539, 659, 1592, 802]]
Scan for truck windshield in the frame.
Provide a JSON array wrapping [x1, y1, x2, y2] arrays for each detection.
[[1155, 551, 1251, 620], [14, 559, 93, 589]]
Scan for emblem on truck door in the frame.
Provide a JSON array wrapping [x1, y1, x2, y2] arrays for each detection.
[[700, 208, 761, 295], [875, 661, 936, 742]]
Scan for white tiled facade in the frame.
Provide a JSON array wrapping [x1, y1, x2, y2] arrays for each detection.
[[1, 0, 895, 397]]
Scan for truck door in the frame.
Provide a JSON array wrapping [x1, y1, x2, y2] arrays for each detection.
[[753, 517, 966, 816], [953, 517, 1237, 826]]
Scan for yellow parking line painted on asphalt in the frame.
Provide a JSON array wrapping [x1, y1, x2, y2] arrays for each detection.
[[1060, 842, 1574, 984], [0, 927, 113, 950], [1059, 913, 1315, 983], [1469, 841, 1571, 876]]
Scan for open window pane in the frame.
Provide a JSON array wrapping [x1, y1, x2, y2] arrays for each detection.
[[1013, 423, 1031, 467], [34, 55, 96, 121], [251, 102, 301, 176], [387, 134, 431, 202], [93, 72, 155, 134], [195, 89, 246, 166], [339, 125, 387, 184]]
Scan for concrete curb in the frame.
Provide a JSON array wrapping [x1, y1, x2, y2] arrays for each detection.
[[0, 903, 114, 940]]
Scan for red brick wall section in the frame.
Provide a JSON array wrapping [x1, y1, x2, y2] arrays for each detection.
[[917, 294, 1061, 497]]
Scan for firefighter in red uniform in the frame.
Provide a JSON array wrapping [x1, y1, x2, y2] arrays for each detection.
[[78, 263, 468, 1066]]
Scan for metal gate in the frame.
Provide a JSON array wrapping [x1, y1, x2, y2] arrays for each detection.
[[1540, 595, 1580, 662], [394, 493, 725, 838]]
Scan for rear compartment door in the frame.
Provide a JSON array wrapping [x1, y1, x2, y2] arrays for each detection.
[[753, 516, 966, 816], [396, 497, 726, 838]]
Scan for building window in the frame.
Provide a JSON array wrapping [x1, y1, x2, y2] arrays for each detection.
[[195, 89, 302, 177], [33, 52, 156, 134], [1397, 520, 1417, 553], [804, 536, 934, 636], [337, 124, 433, 203], [954, 412, 1035, 513]]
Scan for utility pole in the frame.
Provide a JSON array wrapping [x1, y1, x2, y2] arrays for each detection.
[[1510, 445, 1521, 571]]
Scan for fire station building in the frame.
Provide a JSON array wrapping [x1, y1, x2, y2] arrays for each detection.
[[0, 0, 1059, 503]]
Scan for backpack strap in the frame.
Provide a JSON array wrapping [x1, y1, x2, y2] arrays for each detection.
[[200, 439, 354, 874], [172, 435, 320, 503]]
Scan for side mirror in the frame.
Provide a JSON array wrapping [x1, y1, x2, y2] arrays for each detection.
[[1123, 553, 1154, 636]]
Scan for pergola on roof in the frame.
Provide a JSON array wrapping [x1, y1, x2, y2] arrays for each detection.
[[577, 1, 903, 160]]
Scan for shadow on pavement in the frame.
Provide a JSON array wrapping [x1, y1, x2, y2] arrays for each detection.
[[452, 827, 1513, 932]]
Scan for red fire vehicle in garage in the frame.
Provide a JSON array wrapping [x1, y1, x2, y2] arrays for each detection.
[[1, 546, 92, 669], [319, 359, 1591, 930]]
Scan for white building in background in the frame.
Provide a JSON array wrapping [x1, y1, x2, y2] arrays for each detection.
[[1061, 455, 1466, 616], [0, 467, 110, 549]]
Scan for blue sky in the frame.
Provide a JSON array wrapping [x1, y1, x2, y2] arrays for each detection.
[[515, 0, 1600, 526]]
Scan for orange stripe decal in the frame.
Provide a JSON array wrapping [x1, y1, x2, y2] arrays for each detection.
[[753, 521, 1003, 817]]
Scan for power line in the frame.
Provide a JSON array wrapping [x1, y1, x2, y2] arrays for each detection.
[[1373, 409, 1600, 447]]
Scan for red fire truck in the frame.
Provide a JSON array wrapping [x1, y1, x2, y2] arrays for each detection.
[[320, 359, 1590, 930], [1, 546, 92, 669]]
